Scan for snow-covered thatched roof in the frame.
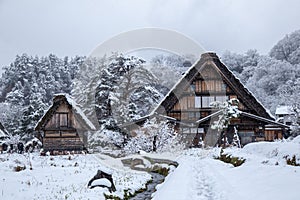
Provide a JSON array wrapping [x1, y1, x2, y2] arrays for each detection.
[[35, 93, 96, 131], [151, 52, 274, 120], [0, 122, 8, 139], [0, 129, 6, 138]]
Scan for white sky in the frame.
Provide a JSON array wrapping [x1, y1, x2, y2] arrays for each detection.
[[0, 0, 300, 69]]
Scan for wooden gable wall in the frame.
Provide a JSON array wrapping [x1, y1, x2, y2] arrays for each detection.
[[158, 54, 286, 147], [41, 100, 86, 152], [166, 63, 252, 123]]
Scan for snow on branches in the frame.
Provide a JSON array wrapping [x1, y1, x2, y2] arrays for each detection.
[[210, 98, 241, 131], [124, 118, 183, 154]]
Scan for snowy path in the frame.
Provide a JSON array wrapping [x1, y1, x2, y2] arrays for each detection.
[[152, 152, 229, 200], [152, 141, 300, 200], [192, 159, 222, 200]]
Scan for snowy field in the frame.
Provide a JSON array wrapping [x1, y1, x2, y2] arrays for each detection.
[[0, 153, 151, 200], [1, 137, 300, 200]]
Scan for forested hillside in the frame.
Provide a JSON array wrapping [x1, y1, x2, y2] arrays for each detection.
[[0, 54, 84, 139], [0, 30, 299, 142], [221, 30, 300, 117], [0, 53, 187, 142]]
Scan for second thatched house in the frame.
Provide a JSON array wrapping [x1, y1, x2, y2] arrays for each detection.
[[35, 94, 96, 153], [122, 52, 289, 147]]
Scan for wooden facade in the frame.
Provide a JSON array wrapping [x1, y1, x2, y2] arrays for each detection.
[[124, 52, 289, 147], [35, 94, 95, 152]]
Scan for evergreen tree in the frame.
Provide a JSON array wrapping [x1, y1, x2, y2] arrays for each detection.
[[0, 54, 83, 139], [270, 29, 300, 65]]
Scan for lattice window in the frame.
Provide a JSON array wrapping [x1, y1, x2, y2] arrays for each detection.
[[202, 96, 215, 107], [49, 112, 69, 128], [216, 95, 228, 103], [195, 96, 201, 108]]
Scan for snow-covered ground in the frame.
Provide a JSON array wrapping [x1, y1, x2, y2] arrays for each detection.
[[0, 153, 151, 199], [153, 137, 300, 200], [1, 137, 300, 200]]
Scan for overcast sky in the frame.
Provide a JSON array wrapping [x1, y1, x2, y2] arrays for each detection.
[[0, 0, 300, 69]]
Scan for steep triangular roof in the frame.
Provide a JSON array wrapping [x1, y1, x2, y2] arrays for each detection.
[[152, 52, 273, 120], [0, 122, 9, 139], [35, 94, 96, 131]]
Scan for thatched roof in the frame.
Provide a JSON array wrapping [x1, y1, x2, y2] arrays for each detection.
[[0, 122, 9, 139], [151, 52, 274, 120], [35, 94, 96, 131]]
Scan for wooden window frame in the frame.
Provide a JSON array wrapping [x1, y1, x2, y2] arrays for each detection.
[[195, 96, 201, 108], [53, 112, 69, 128]]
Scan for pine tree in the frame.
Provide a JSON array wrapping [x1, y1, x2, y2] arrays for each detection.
[[0, 53, 84, 140]]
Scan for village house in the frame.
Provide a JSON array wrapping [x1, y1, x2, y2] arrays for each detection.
[[122, 52, 289, 147], [275, 105, 296, 125], [35, 94, 96, 153]]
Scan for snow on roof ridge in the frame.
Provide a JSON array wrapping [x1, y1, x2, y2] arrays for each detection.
[[64, 94, 96, 130], [34, 103, 53, 130], [0, 129, 7, 138], [221, 61, 275, 120], [35, 93, 96, 130]]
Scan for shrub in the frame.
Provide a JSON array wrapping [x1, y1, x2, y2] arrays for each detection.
[[286, 155, 300, 166], [216, 150, 245, 167], [14, 165, 26, 172], [151, 166, 169, 177]]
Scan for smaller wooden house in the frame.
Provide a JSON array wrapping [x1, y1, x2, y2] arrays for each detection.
[[275, 105, 295, 125], [35, 94, 96, 152]]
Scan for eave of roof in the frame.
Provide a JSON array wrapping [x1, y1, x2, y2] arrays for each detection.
[[239, 112, 289, 128], [194, 110, 289, 129]]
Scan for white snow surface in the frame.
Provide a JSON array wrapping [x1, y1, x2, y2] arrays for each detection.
[[153, 137, 300, 200], [1, 137, 300, 199], [90, 178, 112, 188], [0, 153, 151, 200], [0, 129, 7, 138], [275, 105, 294, 115], [63, 94, 96, 130]]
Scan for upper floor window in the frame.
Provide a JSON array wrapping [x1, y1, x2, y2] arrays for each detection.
[[202, 96, 215, 107], [50, 112, 69, 128]]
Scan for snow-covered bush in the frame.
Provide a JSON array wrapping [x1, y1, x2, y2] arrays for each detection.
[[124, 118, 183, 154], [4, 134, 21, 152], [25, 137, 42, 152], [210, 98, 240, 131], [89, 128, 126, 150]]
